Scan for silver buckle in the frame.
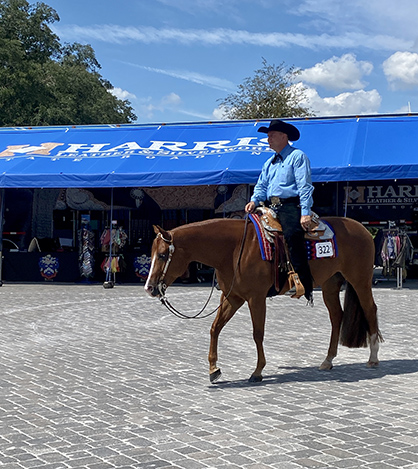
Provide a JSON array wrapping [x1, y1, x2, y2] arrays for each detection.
[[270, 196, 281, 207]]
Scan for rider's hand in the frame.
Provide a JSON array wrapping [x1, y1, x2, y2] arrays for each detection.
[[245, 201, 256, 213], [300, 215, 312, 231]]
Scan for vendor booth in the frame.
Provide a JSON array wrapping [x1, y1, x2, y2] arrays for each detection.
[[1, 114, 418, 283]]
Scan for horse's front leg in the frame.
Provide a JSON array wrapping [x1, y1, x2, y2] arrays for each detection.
[[208, 293, 244, 383], [247, 296, 267, 382], [320, 274, 344, 370]]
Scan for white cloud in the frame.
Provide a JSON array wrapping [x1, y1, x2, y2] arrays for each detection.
[[136, 92, 217, 122], [176, 109, 214, 120], [155, 0, 247, 17], [212, 84, 382, 119], [294, 0, 418, 40], [299, 54, 373, 91], [136, 97, 156, 120], [55, 25, 412, 52], [300, 85, 382, 116], [383, 51, 418, 88], [212, 105, 228, 120], [160, 92, 182, 107], [394, 104, 412, 113], [109, 87, 136, 100], [136, 93, 211, 121], [137, 93, 182, 120], [123, 62, 235, 92]]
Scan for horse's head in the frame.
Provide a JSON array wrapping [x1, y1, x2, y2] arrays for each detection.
[[144, 225, 188, 298]]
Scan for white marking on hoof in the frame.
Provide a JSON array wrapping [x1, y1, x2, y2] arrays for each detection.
[[319, 359, 333, 370], [368, 333, 379, 365]]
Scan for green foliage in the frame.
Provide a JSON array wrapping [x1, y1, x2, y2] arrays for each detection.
[[0, 0, 137, 126], [219, 58, 313, 120]]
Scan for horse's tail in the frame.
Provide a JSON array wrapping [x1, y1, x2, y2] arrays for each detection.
[[339, 282, 382, 348]]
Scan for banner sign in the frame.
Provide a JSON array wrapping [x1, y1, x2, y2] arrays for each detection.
[[342, 180, 418, 222], [1, 116, 418, 188]]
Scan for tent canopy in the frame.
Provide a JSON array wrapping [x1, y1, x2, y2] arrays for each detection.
[[0, 115, 417, 188]]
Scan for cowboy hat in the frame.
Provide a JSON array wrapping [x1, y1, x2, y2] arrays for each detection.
[[257, 119, 300, 141]]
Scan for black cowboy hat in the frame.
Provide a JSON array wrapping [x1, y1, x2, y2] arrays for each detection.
[[257, 119, 300, 141]]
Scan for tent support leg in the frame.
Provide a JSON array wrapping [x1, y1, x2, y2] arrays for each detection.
[[0, 189, 5, 287], [103, 187, 115, 289]]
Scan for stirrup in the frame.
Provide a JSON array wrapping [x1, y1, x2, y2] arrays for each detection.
[[287, 271, 305, 298], [285, 287, 297, 296]]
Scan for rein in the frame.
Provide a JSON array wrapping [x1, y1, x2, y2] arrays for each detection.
[[157, 216, 250, 320]]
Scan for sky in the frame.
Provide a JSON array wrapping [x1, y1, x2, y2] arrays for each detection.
[[43, 0, 418, 124]]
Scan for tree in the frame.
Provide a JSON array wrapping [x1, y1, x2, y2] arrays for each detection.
[[219, 58, 313, 120], [0, 0, 137, 126]]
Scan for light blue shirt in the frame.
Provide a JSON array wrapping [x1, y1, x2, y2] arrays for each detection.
[[251, 144, 314, 216]]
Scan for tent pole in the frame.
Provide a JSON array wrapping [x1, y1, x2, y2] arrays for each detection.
[[0, 189, 4, 286], [103, 187, 115, 289], [336, 182, 339, 216], [343, 182, 349, 217]]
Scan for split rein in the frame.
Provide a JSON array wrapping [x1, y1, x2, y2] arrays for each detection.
[[156, 216, 250, 320]]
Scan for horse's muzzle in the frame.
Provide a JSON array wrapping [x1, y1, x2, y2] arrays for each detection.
[[144, 284, 160, 298]]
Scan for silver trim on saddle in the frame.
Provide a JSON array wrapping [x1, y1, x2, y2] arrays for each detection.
[[255, 205, 334, 242], [255, 206, 281, 243]]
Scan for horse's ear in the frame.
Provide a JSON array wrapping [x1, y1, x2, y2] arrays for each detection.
[[153, 225, 171, 240]]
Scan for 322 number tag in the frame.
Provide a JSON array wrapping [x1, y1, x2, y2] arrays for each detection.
[[315, 241, 334, 258]]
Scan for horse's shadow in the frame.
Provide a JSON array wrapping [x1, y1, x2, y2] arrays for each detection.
[[209, 359, 418, 388]]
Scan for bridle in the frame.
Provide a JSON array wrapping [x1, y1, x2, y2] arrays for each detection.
[[154, 216, 250, 319], [155, 231, 176, 298], [155, 231, 220, 319]]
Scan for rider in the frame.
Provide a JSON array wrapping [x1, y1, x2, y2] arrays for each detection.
[[245, 119, 314, 303]]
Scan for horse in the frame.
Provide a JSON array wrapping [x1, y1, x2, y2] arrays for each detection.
[[144, 216, 382, 383]]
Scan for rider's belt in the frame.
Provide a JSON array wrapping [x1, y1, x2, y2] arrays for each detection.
[[268, 196, 300, 206]]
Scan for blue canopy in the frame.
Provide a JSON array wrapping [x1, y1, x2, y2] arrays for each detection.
[[0, 115, 417, 188]]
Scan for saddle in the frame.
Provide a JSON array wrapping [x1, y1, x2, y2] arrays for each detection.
[[256, 205, 332, 242], [254, 206, 333, 299]]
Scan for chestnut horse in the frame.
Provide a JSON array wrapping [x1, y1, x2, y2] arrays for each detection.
[[145, 217, 382, 383]]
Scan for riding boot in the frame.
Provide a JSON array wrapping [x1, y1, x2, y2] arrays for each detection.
[[274, 203, 313, 302], [286, 235, 313, 302]]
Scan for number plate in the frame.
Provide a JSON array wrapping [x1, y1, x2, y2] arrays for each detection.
[[315, 241, 334, 258]]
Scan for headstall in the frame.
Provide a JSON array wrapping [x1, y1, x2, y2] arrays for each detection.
[[156, 232, 175, 298], [152, 216, 251, 320]]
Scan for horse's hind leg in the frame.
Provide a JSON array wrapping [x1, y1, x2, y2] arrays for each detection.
[[320, 273, 345, 370], [346, 279, 380, 367], [208, 293, 244, 383]]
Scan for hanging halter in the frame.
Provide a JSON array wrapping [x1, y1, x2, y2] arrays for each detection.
[[155, 216, 250, 320]]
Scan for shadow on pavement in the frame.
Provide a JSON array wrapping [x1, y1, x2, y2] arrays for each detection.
[[209, 359, 418, 388]]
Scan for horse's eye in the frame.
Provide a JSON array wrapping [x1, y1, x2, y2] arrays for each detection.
[[158, 252, 168, 261]]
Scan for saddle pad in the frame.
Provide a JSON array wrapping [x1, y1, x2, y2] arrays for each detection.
[[305, 221, 338, 260], [248, 213, 273, 261]]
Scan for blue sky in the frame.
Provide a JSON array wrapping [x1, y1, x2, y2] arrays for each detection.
[[45, 0, 418, 124]]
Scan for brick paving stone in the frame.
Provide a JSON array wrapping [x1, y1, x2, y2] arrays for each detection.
[[383, 458, 412, 467], [1, 281, 418, 468], [365, 464, 400, 469]]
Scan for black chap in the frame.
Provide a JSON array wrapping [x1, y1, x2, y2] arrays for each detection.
[[273, 203, 313, 299]]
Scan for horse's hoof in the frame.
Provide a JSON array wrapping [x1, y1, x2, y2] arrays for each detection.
[[249, 374, 263, 383], [367, 361, 379, 368], [210, 369, 222, 383], [319, 360, 333, 370]]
